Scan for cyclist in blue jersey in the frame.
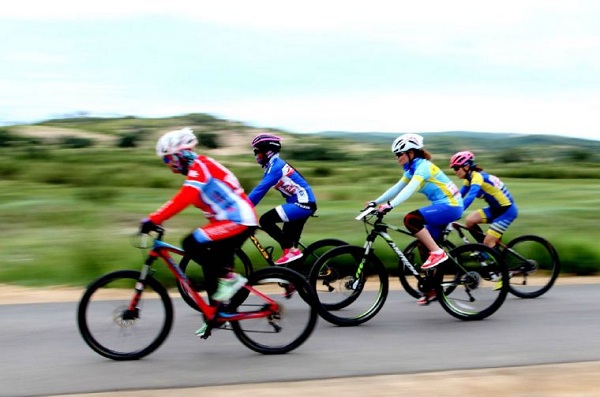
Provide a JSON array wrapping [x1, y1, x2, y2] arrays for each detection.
[[248, 134, 317, 265], [450, 151, 518, 249], [366, 133, 464, 305]]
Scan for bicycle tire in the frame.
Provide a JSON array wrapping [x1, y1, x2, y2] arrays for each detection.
[[295, 238, 348, 277], [308, 245, 389, 327], [230, 267, 318, 354], [177, 249, 253, 312], [77, 270, 173, 360], [502, 235, 560, 299], [436, 243, 509, 321], [399, 239, 457, 299]]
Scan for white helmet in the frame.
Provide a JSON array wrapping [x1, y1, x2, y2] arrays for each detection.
[[156, 127, 198, 157], [391, 133, 424, 154]]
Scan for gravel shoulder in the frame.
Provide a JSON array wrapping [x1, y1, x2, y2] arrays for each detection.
[[2, 275, 598, 305]]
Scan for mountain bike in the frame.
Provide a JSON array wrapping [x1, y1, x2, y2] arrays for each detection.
[[77, 226, 318, 360], [176, 228, 346, 312], [400, 222, 559, 299], [437, 222, 558, 298], [309, 207, 509, 326]]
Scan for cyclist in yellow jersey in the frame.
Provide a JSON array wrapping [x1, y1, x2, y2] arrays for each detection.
[[450, 151, 518, 248]]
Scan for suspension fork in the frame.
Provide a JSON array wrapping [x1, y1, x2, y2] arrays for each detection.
[[127, 253, 158, 312], [353, 229, 380, 280]]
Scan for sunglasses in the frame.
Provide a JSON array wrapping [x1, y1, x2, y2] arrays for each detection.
[[395, 152, 406, 158], [163, 154, 180, 165], [452, 165, 462, 171]]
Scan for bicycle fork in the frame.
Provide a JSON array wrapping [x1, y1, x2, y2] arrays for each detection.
[[122, 255, 157, 322], [348, 231, 387, 291]]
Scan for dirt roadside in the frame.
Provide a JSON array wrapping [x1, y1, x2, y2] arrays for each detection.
[[4, 278, 599, 397]]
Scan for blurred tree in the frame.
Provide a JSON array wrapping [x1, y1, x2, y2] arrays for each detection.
[[198, 132, 220, 149], [496, 147, 528, 163], [566, 148, 594, 162], [60, 136, 95, 148]]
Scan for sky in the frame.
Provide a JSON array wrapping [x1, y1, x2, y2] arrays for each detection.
[[1, 1, 599, 140]]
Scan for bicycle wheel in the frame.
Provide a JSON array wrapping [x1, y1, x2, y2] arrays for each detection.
[[229, 267, 318, 354], [296, 238, 348, 277], [176, 249, 253, 312], [502, 235, 560, 299], [77, 270, 173, 360], [308, 245, 389, 326], [436, 244, 509, 321], [399, 239, 456, 299]]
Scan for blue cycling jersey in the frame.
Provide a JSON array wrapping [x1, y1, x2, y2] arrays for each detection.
[[376, 158, 463, 208], [461, 170, 515, 210], [248, 154, 316, 206]]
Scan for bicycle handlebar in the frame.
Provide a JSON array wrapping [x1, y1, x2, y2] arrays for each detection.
[[355, 207, 416, 237], [355, 207, 379, 221], [133, 225, 165, 249]]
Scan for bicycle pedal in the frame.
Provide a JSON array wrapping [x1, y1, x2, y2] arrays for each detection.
[[283, 283, 296, 299], [195, 326, 212, 339]]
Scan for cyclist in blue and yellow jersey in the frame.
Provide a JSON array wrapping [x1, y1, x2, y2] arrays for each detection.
[[450, 150, 518, 249], [366, 134, 464, 305], [249, 134, 317, 265]]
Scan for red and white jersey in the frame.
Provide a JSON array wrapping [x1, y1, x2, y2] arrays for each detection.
[[149, 155, 258, 226]]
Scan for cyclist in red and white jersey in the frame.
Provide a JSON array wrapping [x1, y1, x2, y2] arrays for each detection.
[[140, 128, 258, 315]]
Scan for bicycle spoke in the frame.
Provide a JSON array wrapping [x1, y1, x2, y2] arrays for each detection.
[[437, 244, 508, 320], [309, 245, 388, 326], [230, 267, 317, 354], [503, 235, 560, 298], [77, 271, 173, 360]]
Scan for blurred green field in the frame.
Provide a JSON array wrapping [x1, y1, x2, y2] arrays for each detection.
[[1, 117, 599, 288], [1, 168, 598, 289]]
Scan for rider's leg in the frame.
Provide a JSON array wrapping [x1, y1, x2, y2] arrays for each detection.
[[282, 219, 307, 248], [465, 210, 486, 243], [405, 210, 447, 271], [261, 203, 314, 249], [183, 222, 254, 301], [265, 203, 314, 264], [259, 208, 287, 248], [485, 204, 518, 249]]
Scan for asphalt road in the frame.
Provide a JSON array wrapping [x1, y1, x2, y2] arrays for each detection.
[[1, 283, 599, 397]]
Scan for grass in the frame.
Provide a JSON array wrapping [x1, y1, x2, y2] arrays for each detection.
[[1, 174, 598, 289], [1, 119, 599, 287]]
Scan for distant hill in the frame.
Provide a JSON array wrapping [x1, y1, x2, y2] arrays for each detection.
[[4, 114, 599, 160], [317, 130, 598, 145], [316, 130, 600, 155]]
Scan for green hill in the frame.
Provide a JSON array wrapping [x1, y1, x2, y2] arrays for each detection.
[[4, 113, 599, 164]]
